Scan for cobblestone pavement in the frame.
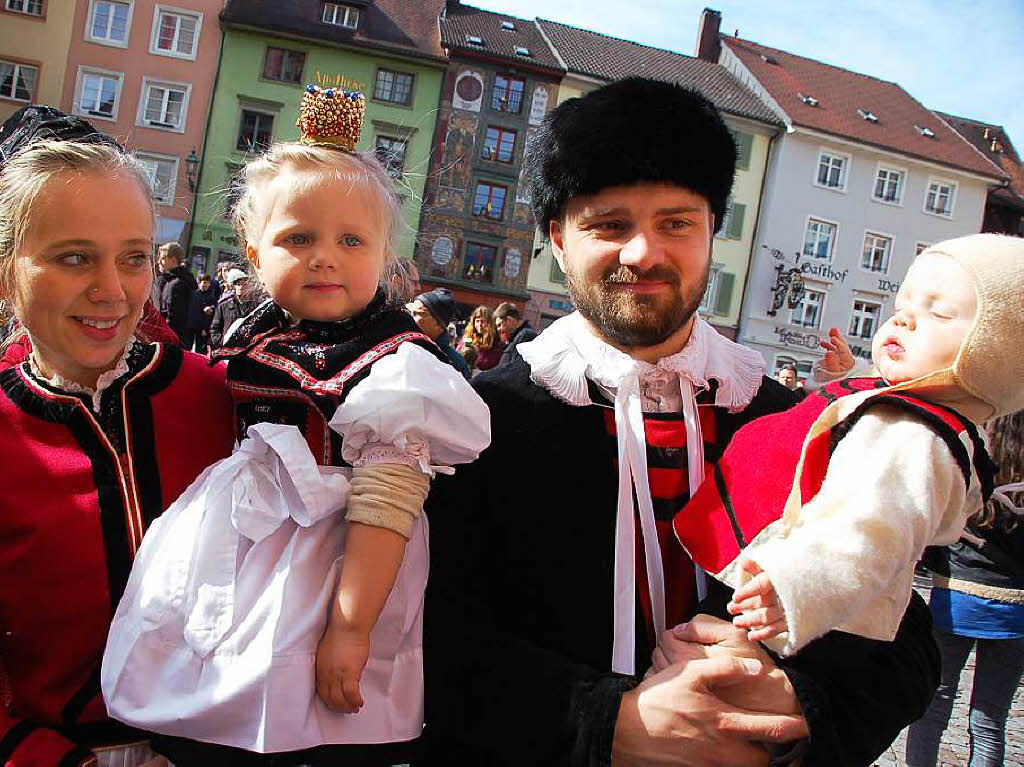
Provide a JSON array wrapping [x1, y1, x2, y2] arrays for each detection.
[[874, 576, 1023, 766]]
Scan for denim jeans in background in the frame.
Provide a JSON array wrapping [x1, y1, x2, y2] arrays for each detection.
[[905, 629, 1024, 766]]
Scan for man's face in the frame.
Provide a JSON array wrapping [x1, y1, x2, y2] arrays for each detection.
[[777, 368, 797, 389], [407, 299, 443, 339], [550, 183, 713, 350], [494, 313, 519, 338], [157, 251, 180, 273]]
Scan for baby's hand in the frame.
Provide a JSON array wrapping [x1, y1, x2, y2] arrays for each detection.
[[726, 559, 788, 642], [819, 327, 855, 376], [315, 623, 370, 713]]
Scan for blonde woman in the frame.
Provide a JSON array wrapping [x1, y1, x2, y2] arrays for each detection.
[[459, 305, 503, 371]]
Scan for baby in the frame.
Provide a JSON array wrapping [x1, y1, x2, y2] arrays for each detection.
[[673, 234, 1024, 656]]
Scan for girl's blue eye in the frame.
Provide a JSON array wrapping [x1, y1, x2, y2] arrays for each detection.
[[343, 235, 362, 247], [59, 253, 86, 266], [125, 253, 150, 268], [285, 233, 311, 245]]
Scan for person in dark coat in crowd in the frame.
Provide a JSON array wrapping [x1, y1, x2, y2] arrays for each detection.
[[493, 301, 536, 367], [186, 273, 217, 353], [157, 241, 197, 344], [209, 269, 259, 349], [407, 288, 471, 380]]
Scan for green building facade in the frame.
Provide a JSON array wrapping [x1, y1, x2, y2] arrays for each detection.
[[187, 2, 446, 271]]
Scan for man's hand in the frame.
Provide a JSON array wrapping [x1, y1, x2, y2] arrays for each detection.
[[819, 328, 855, 376], [315, 623, 370, 713], [650, 614, 805, 720], [727, 560, 788, 643], [613, 654, 807, 766]]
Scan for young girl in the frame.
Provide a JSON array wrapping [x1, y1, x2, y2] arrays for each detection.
[[670, 234, 1024, 657], [102, 86, 491, 764]]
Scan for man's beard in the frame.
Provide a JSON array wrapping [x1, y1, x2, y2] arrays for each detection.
[[564, 260, 709, 349]]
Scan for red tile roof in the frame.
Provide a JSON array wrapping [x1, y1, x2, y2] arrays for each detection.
[[536, 20, 781, 126], [723, 37, 1004, 180], [938, 113, 1024, 211], [440, 4, 563, 73]]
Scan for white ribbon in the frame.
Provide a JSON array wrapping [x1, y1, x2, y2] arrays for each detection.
[[990, 481, 1024, 516], [610, 371, 709, 674], [182, 424, 349, 657]]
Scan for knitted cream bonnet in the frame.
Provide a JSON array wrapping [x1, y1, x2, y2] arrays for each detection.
[[893, 233, 1024, 423]]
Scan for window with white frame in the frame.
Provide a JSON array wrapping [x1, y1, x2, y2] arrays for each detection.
[[803, 218, 837, 260], [151, 6, 201, 58], [849, 299, 881, 339], [6, 0, 44, 16], [87, 0, 131, 46], [925, 178, 956, 217], [790, 287, 825, 328], [699, 264, 723, 314], [815, 150, 848, 190], [861, 232, 892, 272], [373, 68, 413, 106], [75, 69, 121, 119], [873, 166, 905, 204], [139, 79, 189, 130], [322, 2, 359, 28], [0, 60, 38, 103], [374, 135, 407, 180], [136, 152, 178, 205]]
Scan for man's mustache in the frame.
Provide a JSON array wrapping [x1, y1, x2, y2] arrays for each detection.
[[602, 265, 681, 285]]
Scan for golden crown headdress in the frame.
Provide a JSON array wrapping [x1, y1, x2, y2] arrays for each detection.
[[296, 83, 365, 152]]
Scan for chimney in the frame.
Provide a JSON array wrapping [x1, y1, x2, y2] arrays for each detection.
[[696, 8, 722, 62]]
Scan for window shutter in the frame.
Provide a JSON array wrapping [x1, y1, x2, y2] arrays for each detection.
[[735, 131, 754, 170], [713, 272, 735, 316], [726, 202, 745, 239]]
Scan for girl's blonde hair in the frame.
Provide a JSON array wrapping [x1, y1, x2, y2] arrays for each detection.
[[462, 305, 498, 350], [231, 143, 401, 281], [0, 139, 155, 342]]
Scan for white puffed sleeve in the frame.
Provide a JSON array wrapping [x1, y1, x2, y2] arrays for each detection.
[[329, 343, 491, 477]]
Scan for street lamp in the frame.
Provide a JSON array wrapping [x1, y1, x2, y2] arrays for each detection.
[[763, 246, 806, 317], [185, 147, 199, 192]]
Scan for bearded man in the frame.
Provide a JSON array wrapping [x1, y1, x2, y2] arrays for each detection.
[[419, 78, 938, 766]]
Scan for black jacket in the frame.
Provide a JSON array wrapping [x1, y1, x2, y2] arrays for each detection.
[[159, 265, 197, 341], [187, 287, 217, 331], [497, 321, 537, 367], [420, 352, 940, 767], [209, 292, 258, 349]]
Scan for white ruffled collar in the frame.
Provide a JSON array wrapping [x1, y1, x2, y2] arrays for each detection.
[[28, 340, 137, 414], [518, 312, 765, 413]]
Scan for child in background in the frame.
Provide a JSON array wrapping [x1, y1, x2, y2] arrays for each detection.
[[102, 86, 490, 765], [671, 234, 1024, 657]]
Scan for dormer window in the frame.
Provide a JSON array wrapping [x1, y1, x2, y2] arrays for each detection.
[[514, 46, 531, 57], [760, 53, 778, 65], [501, 21, 515, 31], [798, 93, 819, 107], [465, 35, 484, 47], [323, 3, 359, 30], [915, 125, 935, 138], [857, 108, 879, 123]]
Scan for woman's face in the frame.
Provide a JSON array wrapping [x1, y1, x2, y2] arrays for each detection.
[[6, 171, 154, 388], [474, 314, 487, 334]]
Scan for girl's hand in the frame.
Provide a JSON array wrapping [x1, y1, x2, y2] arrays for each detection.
[[819, 328, 855, 376], [315, 623, 370, 713], [726, 560, 788, 642]]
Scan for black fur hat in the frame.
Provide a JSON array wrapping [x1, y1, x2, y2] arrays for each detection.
[[524, 77, 736, 236], [0, 105, 123, 168]]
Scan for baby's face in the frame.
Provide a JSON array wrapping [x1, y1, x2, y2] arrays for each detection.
[[871, 253, 977, 383], [247, 169, 386, 322]]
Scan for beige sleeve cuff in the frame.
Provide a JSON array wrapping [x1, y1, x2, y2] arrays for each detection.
[[345, 462, 431, 539]]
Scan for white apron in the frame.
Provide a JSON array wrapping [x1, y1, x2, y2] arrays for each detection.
[[101, 423, 428, 753]]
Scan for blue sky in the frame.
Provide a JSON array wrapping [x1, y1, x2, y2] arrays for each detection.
[[471, 0, 1024, 154]]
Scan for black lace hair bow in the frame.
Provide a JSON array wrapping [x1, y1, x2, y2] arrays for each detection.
[[0, 105, 123, 167]]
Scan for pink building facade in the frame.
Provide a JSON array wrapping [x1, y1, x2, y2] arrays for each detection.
[[61, 0, 224, 251]]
